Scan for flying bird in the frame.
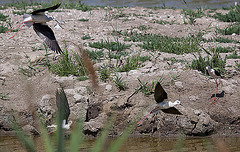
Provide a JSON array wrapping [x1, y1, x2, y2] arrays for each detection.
[[206, 65, 222, 104], [7, 3, 63, 54], [137, 82, 182, 124], [47, 88, 72, 133]]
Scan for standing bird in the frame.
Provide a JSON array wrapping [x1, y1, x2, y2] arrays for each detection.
[[206, 65, 222, 104], [7, 3, 63, 54], [137, 82, 182, 124]]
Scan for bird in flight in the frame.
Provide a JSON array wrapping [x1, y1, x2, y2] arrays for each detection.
[[137, 82, 182, 124], [6, 3, 63, 54]]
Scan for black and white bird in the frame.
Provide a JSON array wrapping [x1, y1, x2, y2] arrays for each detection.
[[137, 82, 182, 124], [7, 3, 63, 54], [206, 65, 222, 103], [47, 88, 72, 132]]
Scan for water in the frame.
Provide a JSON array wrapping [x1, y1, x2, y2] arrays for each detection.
[[0, 0, 237, 8], [1, 135, 240, 152]]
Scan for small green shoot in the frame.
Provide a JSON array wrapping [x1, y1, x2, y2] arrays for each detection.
[[113, 73, 127, 91]]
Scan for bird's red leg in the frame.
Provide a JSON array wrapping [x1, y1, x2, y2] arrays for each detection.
[[5, 21, 25, 33], [137, 112, 151, 125], [212, 79, 218, 104], [9, 24, 26, 39]]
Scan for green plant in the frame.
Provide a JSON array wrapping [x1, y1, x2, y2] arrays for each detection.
[[98, 64, 113, 82], [50, 49, 87, 77], [121, 31, 201, 54], [81, 34, 92, 40], [235, 61, 240, 71], [0, 24, 10, 33], [213, 4, 240, 22], [0, 12, 8, 21], [181, 8, 205, 24], [86, 49, 104, 61], [211, 37, 239, 43], [191, 46, 226, 74], [137, 74, 164, 96], [165, 72, 180, 86], [78, 18, 89, 22], [113, 73, 127, 91], [216, 23, 240, 35], [209, 46, 235, 53], [89, 39, 131, 52], [116, 55, 142, 72], [19, 49, 51, 77], [0, 92, 9, 100], [226, 51, 240, 59], [151, 19, 176, 25], [12, 10, 26, 15]]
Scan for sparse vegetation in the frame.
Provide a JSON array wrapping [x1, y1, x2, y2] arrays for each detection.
[[81, 35, 92, 40], [0, 24, 10, 33], [138, 75, 164, 95], [78, 18, 89, 22], [50, 49, 87, 77], [0, 12, 8, 21], [89, 39, 131, 52], [216, 23, 240, 35], [235, 61, 240, 71], [191, 47, 226, 74], [181, 8, 205, 24], [226, 51, 240, 59], [113, 73, 127, 91], [98, 64, 113, 82], [123, 32, 201, 54], [213, 4, 240, 22], [0, 92, 9, 100]]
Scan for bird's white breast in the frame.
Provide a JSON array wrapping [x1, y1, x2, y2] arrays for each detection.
[[156, 101, 171, 109]]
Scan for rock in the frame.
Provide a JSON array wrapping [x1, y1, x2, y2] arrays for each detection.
[[175, 81, 183, 89], [22, 125, 40, 135], [51, 75, 77, 88], [38, 94, 55, 125], [105, 84, 112, 92], [86, 103, 102, 122], [83, 113, 107, 136], [178, 106, 216, 136], [189, 95, 199, 101], [73, 94, 89, 103]]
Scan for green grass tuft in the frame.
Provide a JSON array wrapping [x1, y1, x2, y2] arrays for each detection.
[[50, 49, 87, 77], [191, 47, 226, 74], [216, 23, 240, 35], [213, 4, 240, 22], [0, 12, 8, 21]]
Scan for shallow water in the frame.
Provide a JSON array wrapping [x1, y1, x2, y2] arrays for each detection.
[[1, 135, 240, 152], [0, 0, 237, 8]]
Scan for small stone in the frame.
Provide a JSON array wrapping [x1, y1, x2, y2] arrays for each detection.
[[189, 95, 199, 101], [175, 81, 183, 89], [105, 84, 112, 92]]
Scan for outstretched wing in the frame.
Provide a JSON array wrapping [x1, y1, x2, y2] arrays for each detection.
[[154, 82, 168, 103], [31, 3, 61, 15], [56, 88, 70, 124], [33, 23, 63, 54], [162, 107, 182, 115]]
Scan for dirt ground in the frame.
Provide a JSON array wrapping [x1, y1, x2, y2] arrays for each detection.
[[0, 6, 240, 136]]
